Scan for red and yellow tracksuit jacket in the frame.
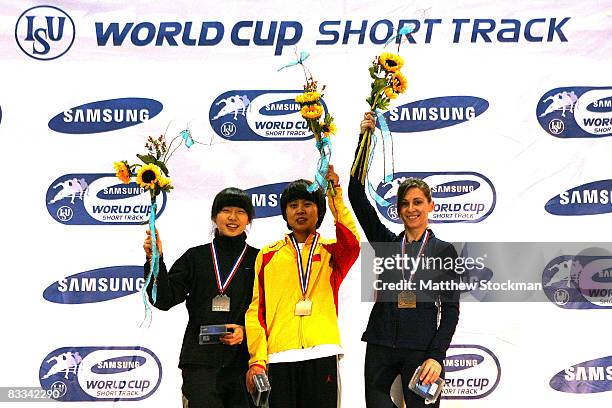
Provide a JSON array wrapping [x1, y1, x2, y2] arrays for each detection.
[[245, 187, 360, 367]]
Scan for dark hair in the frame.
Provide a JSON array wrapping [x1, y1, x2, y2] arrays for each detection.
[[280, 179, 326, 229], [211, 187, 254, 222], [397, 178, 432, 206]]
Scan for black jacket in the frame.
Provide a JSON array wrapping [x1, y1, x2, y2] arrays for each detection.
[[348, 176, 460, 365], [144, 232, 258, 369]]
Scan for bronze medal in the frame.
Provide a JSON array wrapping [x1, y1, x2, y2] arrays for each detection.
[[398, 290, 416, 309]]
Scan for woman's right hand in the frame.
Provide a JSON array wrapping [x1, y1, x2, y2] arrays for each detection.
[[143, 228, 163, 259], [360, 111, 377, 135], [246, 364, 266, 393]]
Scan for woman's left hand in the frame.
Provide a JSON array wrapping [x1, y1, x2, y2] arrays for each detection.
[[326, 164, 340, 188], [220, 324, 244, 346], [419, 358, 442, 385]]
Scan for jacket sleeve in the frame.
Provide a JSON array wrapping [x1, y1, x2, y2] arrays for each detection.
[[144, 250, 192, 311], [348, 176, 397, 243], [245, 249, 269, 367], [427, 243, 460, 365], [326, 186, 361, 284]]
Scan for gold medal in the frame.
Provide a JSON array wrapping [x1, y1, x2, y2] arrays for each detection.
[[295, 298, 313, 316], [398, 290, 416, 309]]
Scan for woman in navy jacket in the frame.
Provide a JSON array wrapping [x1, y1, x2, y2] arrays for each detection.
[[349, 112, 460, 408]]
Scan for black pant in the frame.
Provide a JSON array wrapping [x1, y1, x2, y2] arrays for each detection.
[[365, 344, 444, 408], [267, 356, 338, 408], [181, 365, 252, 408]]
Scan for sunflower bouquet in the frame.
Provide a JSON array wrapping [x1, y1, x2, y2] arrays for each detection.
[[113, 134, 174, 199], [113, 128, 194, 323], [351, 51, 408, 187], [350, 25, 414, 205], [283, 52, 337, 195]]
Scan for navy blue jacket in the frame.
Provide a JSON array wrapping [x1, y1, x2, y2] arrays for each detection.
[[348, 176, 460, 365]]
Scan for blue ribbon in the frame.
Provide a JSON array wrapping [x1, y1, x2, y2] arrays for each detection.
[[180, 129, 194, 148], [307, 136, 332, 194], [140, 199, 158, 327], [384, 23, 416, 46], [277, 51, 310, 71], [365, 110, 394, 207]]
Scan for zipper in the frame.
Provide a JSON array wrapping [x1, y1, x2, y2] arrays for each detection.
[[299, 316, 305, 348]]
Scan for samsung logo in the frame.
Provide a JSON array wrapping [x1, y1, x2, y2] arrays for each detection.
[[545, 180, 612, 216], [48, 98, 163, 134], [550, 356, 612, 393], [444, 354, 484, 372], [593, 268, 612, 283], [43, 266, 144, 304], [383, 96, 488, 132], [245, 182, 289, 218], [260, 99, 301, 115], [97, 183, 146, 200], [587, 97, 612, 113], [431, 180, 479, 198], [537, 87, 612, 138], [209, 91, 317, 141], [91, 356, 146, 374]]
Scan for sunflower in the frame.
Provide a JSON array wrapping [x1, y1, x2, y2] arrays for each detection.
[[158, 176, 172, 189], [113, 161, 131, 184], [321, 122, 337, 136], [300, 104, 324, 120], [295, 94, 304, 104], [391, 71, 408, 94], [384, 87, 398, 100], [379, 52, 404, 72], [302, 91, 321, 103], [136, 163, 162, 190]]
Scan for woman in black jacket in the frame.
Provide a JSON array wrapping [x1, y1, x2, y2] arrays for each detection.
[[349, 113, 460, 408], [143, 187, 258, 408]]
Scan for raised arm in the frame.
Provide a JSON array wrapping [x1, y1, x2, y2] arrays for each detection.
[[143, 229, 192, 311], [348, 112, 397, 243]]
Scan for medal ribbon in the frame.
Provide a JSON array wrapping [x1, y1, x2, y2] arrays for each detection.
[[401, 229, 431, 283], [289, 233, 320, 297], [210, 241, 248, 294]]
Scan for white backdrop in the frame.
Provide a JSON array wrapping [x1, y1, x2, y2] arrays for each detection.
[[1, 0, 611, 406]]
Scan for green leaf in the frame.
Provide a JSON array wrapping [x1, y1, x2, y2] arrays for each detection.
[[137, 154, 156, 164], [368, 65, 378, 79], [155, 160, 170, 177], [137, 154, 170, 176], [379, 99, 390, 111]]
